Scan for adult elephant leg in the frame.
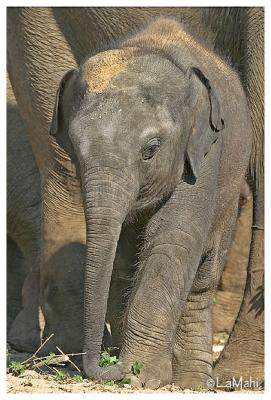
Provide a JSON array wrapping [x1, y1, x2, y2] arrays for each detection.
[[214, 7, 264, 387], [39, 144, 86, 355], [7, 170, 41, 353], [7, 201, 41, 353], [173, 203, 239, 389], [7, 178, 41, 353], [214, 194, 264, 386], [7, 76, 42, 353], [7, 8, 87, 355], [7, 236, 27, 332]]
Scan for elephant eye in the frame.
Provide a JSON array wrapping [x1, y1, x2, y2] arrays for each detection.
[[142, 138, 161, 160]]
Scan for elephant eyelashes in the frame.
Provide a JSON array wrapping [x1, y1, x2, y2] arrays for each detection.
[[142, 138, 161, 160]]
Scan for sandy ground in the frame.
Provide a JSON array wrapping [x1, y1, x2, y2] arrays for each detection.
[[6, 332, 250, 394], [6, 373, 207, 394]]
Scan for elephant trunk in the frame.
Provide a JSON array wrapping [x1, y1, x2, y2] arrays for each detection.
[[82, 168, 137, 379]]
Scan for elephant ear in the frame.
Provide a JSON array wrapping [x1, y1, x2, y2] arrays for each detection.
[[184, 66, 225, 183], [50, 69, 76, 136]]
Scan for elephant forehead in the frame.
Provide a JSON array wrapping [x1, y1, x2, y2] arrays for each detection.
[[80, 48, 137, 94]]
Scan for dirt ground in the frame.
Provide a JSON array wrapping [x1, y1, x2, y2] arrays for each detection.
[[7, 332, 262, 394], [6, 373, 206, 394]]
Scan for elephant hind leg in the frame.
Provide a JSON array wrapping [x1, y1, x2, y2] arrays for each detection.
[[214, 227, 264, 389], [173, 205, 239, 389]]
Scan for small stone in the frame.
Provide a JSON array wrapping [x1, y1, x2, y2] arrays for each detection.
[[21, 370, 40, 379], [144, 379, 161, 389], [23, 381, 33, 387]]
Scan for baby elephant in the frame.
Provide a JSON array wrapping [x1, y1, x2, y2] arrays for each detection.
[[50, 18, 251, 388]]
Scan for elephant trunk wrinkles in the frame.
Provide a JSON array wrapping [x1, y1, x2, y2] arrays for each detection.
[[82, 169, 137, 379]]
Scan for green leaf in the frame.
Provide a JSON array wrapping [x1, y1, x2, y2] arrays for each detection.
[[104, 380, 115, 386], [73, 374, 83, 382], [117, 377, 131, 385], [131, 361, 144, 376], [99, 350, 119, 367], [54, 369, 69, 381], [8, 361, 27, 376]]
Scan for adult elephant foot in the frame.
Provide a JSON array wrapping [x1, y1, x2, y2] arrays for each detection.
[[8, 271, 41, 353], [214, 228, 264, 390]]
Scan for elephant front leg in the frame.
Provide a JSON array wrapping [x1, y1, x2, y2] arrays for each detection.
[[119, 227, 204, 388], [173, 206, 239, 389]]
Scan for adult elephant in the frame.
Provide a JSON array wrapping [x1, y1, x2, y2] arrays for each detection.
[[7, 7, 263, 387]]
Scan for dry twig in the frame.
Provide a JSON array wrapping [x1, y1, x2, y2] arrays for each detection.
[[20, 333, 85, 373]]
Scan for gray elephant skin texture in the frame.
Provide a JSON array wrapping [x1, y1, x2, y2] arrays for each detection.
[[7, 7, 263, 389], [7, 74, 41, 352], [49, 18, 251, 387]]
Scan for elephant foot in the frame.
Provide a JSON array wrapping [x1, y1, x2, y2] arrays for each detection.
[[173, 350, 213, 390], [83, 357, 130, 381], [8, 309, 41, 353], [172, 371, 214, 391], [136, 362, 171, 389], [172, 343, 213, 390], [118, 353, 172, 388], [83, 352, 172, 388], [214, 318, 264, 390]]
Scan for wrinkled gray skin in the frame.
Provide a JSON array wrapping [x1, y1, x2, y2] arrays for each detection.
[[7, 74, 41, 351], [7, 7, 263, 388], [50, 18, 252, 387], [214, 8, 264, 386]]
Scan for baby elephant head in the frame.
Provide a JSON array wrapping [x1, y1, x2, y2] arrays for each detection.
[[49, 46, 225, 378]]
